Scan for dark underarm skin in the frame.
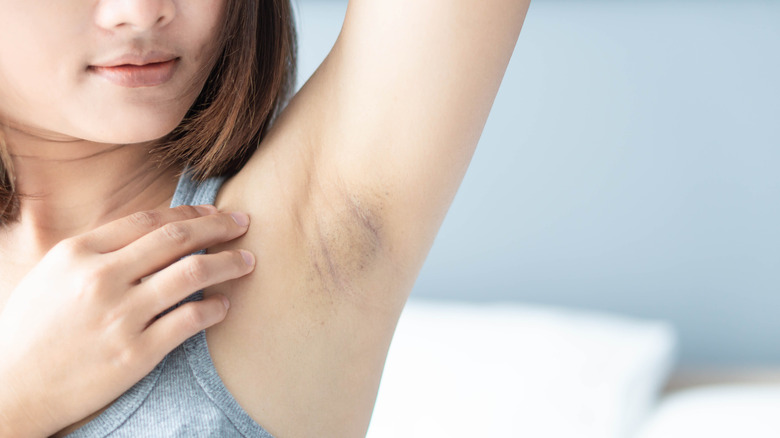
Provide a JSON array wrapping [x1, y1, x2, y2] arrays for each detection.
[[306, 186, 389, 304]]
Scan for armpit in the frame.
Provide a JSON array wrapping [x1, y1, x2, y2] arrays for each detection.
[[302, 181, 394, 307]]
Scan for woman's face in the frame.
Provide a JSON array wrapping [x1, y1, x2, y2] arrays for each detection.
[[0, 0, 226, 144]]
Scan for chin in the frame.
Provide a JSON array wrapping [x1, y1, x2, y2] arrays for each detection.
[[80, 112, 185, 144]]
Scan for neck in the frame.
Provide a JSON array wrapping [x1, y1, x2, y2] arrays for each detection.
[[0, 125, 180, 260]]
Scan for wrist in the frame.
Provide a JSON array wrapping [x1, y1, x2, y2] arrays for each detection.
[[0, 375, 49, 438], [0, 407, 39, 437]]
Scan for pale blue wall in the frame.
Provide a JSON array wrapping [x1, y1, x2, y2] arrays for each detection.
[[293, 0, 780, 365]]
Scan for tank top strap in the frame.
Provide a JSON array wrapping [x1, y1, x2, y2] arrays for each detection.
[[170, 166, 229, 210], [172, 167, 275, 438], [162, 166, 230, 310], [64, 166, 274, 438]]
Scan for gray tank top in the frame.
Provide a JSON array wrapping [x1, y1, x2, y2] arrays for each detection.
[[64, 167, 275, 438]]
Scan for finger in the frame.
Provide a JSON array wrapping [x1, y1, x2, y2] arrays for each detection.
[[76, 205, 218, 253], [139, 294, 230, 363], [129, 249, 253, 325], [111, 211, 250, 284]]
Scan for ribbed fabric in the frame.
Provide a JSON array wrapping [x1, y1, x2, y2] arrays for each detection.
[[64, 167, 274, 438]]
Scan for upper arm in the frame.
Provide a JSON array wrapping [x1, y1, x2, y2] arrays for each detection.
[[206, 3, 532, 435], [295, 0, 531, 268]]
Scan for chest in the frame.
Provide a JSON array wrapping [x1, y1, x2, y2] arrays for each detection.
[[1, 152, 399, 437], [0, 183, 277, 437], [0, 288, 272, 435], [0, 264, 268, 438], [0, 264, 99, 436]]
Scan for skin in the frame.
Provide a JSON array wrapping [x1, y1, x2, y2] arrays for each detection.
[[0, 1, 232, 435], [0, 0, 225, 255], [0, 0, 531, 436]]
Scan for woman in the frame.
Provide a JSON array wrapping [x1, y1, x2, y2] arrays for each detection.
[[0, 0, 530, 436]]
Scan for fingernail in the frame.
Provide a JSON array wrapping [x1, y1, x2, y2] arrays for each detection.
[[221, 296, 230, 310], [240, 250, 255, 266], [231, 212, 250, 227]]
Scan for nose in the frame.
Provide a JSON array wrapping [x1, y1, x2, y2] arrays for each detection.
[[95, 0, 176, 33]]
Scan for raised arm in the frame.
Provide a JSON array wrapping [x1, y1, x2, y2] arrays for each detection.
[[216, 2, 532, 436], [285, 0, 532, 272]]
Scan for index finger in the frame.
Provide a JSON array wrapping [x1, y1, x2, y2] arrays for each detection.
[[75, 204, 218, 254]]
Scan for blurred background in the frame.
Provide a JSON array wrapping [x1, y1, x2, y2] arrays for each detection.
[[290, 1, 780, 436], [293, 0, 780, 367]]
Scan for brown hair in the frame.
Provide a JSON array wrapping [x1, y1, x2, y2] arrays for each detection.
[[0, 0, 297, 226]]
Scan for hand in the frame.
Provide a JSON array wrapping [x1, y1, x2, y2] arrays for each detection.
[[0, 205, 254, 437]]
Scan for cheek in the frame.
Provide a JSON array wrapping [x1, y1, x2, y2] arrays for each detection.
[[0, 36, 76, 134], [0, 0, 229, 144], [0, 4, 91, 129], [188, 1, 228, 66]]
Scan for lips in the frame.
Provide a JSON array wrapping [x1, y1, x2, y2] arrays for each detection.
[[89, 56, 180, 88]]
